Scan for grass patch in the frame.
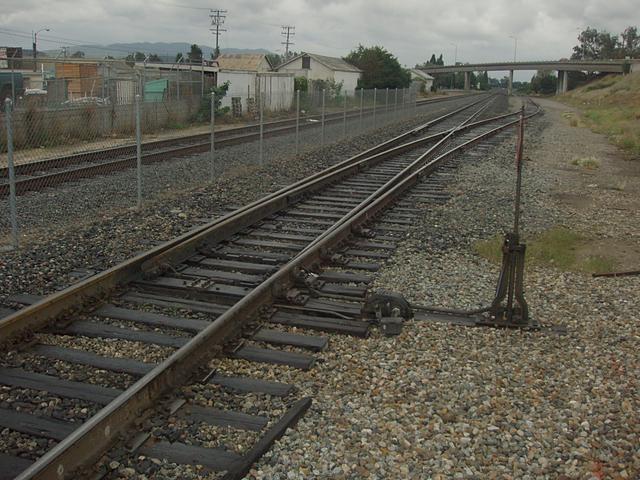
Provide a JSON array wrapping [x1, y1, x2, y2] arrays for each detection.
[[584, 75, 619, 91], [474, 227, 614, 273], [527, 227, 582, 270], [474, 234, 503, 264], [582, 255, 616, 273], [561, 111, 580, 127], [571, 156, 600, 169], [559, 73, 640, 157], [165, 121, 188, 130]]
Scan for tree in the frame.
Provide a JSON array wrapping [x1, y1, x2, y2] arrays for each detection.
[[478, 71, 489, 90], [436, 54, 444, 65], [309, 78, 343, 99], [344, 45, 411, 89], [597, 31, 620, 59], [415, 53, 442, 68], [621, 26, 640, 57], [194, 81, 231, 122], [148, 54, 161, 62], [530, 71, 557, 94], [71, 51, 85, 58], [570, 26, 636, 60], [188, 44, 203, 63], [175, 52, 184, 63], [125, 52, 146, 62], [265, 53, 282, 68]]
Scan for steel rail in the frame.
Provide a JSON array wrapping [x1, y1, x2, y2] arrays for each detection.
[[8, 95, 511, 480], [0, 94, 483, 198], [0, 93, 479, 181], [293, 96, 500, 260], [0, 94, 501, 344], [140, 98, 514, 272]]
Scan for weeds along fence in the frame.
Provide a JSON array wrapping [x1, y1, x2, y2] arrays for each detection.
[[1, 85, 421, 251], [0, 96, 203, 152]]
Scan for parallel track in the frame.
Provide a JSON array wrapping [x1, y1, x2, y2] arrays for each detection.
[[0, 94, 482, 197], [0, 94, 540, 479]]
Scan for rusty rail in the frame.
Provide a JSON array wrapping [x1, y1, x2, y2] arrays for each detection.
[[7, 94, 539, 480]]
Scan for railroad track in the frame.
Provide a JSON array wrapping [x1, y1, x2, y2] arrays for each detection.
[[0, 94, 483, 197], [0, 93, 540, 480]]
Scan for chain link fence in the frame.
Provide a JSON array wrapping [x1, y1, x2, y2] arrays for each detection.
[[1, 82, 425, 250]]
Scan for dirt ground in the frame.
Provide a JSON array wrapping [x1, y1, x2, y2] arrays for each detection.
[[529, 96, 640, 272]]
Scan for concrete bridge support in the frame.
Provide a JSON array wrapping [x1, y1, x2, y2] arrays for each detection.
[[556, 70, 569, 94], [507, 70, 513, 95], [464, 71, 470, 90]]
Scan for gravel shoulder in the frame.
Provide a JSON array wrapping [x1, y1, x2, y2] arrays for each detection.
[[248, 97, 639, 479]]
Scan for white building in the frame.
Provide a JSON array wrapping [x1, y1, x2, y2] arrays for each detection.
[[410, 69, 434, 92], [275, 52, 362, 95], [216, 54, 294, 113]]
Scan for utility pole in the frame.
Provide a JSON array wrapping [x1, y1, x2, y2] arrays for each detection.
[[33, 27, 50, 72], [209, 9, 227, 59], [509, 35, 518, 62], [281, 25, 295, 60], [449, 42, 458, 89]]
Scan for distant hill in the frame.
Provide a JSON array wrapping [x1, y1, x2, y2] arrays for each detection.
[[42, 42, 272, 61]]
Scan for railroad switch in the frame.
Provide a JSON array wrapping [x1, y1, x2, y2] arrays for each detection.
[[409, 106, 563, 332], [480, 107, 537, 329], [379, 317, 404, 336], [363, 290, 413, 336], [481, 232, 537, 329]]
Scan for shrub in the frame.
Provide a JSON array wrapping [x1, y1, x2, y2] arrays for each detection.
[[294, 76, 308, 92]]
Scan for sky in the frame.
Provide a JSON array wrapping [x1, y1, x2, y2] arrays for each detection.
[[0, 0, 637, 80]]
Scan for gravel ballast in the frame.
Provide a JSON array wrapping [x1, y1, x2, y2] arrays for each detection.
[[246, 97, 639, 479], [4, 95, 635, 479], [0, 96, 477, 302]]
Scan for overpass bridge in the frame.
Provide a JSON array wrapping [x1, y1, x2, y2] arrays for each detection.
[[419, 59, 635, 94]]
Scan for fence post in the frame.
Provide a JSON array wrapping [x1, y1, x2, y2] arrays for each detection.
[[210, 93, 215, 180], [201, 61, 205, 98], [176, 70, 181, 101], [342, 93, 347, 138], [135, 94, 142, 210], [259, 91, 264, 166], [373, 87, 377, 128], [385, 87, 389, 123], [321, 89, 326, 145], [295, 89, 300, 155], [394, 88, 398, 119], [4, 98, 18, 249], [359, 88, 364, 131]]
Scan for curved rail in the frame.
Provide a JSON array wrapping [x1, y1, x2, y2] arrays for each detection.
[[5, 95, 540, 480]]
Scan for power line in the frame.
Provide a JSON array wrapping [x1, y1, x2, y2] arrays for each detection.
[[209, 9, 227, 59], [281, 25, 295, 59]]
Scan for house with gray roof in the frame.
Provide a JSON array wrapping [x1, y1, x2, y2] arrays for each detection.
[[410, 69, 434, 92], [274, 52, 361, 94]]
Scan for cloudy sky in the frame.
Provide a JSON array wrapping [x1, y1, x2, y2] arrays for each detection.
[[0, 0, 636, 76]]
